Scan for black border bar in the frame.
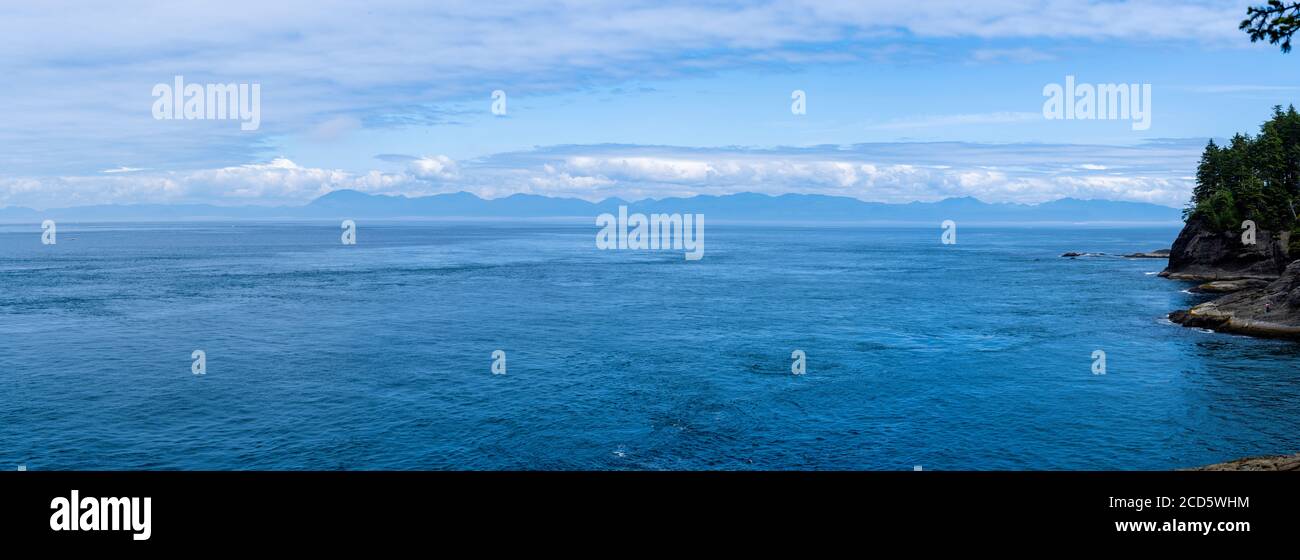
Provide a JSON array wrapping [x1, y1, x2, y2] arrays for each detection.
[[1, 471, 1288, 547]]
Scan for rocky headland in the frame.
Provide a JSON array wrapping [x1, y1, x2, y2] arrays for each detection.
[[1159, 215, 1290, 282], [1152, 108, 1300, 469], [1162, 216, 1300, 339], [1159, 218, 1300, 468]]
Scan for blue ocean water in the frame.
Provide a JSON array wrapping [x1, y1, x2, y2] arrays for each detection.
[[2, 221, 1299, 470]]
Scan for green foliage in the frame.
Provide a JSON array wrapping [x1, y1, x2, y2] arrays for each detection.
[[1242, 1, 1300, 53], [1193, 190, 1240, 232], [1187, 106, 1300, 233]]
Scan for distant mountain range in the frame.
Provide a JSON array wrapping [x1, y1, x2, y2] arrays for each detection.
[[0, 190, 1184, 224]]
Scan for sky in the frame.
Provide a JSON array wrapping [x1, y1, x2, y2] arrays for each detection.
[[2, 0, 1299, 210]]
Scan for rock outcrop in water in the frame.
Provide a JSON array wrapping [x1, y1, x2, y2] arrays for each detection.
[[1169, 260, 1300, 339], [1163, 202, 1300, 338], [1190, 279, 1270, 293], [1122, 249, 1170, 259], [1159, 215, 1290, 281], [1189, 452, 1300, 471], [1060, 249, 1169, 259]]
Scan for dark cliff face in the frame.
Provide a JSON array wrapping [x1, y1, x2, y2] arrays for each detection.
[[1170, 260, 1300, 338], [1164, 214, 1300, 339], [1161, 214, 1290, 281]]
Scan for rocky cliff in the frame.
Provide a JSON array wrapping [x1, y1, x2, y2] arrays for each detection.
[[1159, 215, 1290, 281], [1163, 213, 1300, 338], [1170, 260, 1300, 339]]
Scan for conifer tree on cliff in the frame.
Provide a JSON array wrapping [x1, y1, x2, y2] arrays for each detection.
[[1179, 3, 1300, 248]]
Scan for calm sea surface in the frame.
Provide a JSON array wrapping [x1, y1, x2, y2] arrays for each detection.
[[2, 222, 1299, 470]]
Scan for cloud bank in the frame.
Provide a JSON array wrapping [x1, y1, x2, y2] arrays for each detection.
[[0, 140, 1203, 210]]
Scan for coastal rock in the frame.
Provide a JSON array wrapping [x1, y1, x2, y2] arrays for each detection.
[[1169, 260, 1300, 339], [1122, 249, 1170, 258], [1189, 453, 1300, 471], [1061, 249, 1169, 259], [1160, 214, 1290, 281], [1190, 279, 1270, 293]]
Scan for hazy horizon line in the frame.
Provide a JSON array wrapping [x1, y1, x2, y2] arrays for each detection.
[[0, 189, 1186, 213]]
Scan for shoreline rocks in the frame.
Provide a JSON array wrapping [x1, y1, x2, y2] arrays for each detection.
[[1160, 270, 1279, 282], [1169, 260, 1300, 339], [1189, 279, 1270, 293], [1159, 213, 1300, 339], [1187, 453, 1300, 471]]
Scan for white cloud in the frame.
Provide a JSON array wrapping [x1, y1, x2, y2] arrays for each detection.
[[0, 141, 1206, 210], [0, 157, 457, 209], [807, 0, 1245, 41], [408, 155, 460, 181], [506, 142, 1198, 206], [0, 1, 1249, 176]]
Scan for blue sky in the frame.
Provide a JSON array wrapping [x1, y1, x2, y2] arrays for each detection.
[[2, 0, 1299, 209]]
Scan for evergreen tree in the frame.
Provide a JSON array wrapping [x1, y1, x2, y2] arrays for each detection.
[[1193, 139, 1221, 206], [1186, 108, 1300, 234]]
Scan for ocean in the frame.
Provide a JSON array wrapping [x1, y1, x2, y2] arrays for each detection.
[[3, 221, 1299, 470]]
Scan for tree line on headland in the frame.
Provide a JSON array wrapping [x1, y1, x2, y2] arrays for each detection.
[[1187, 106, 1300, 254]]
